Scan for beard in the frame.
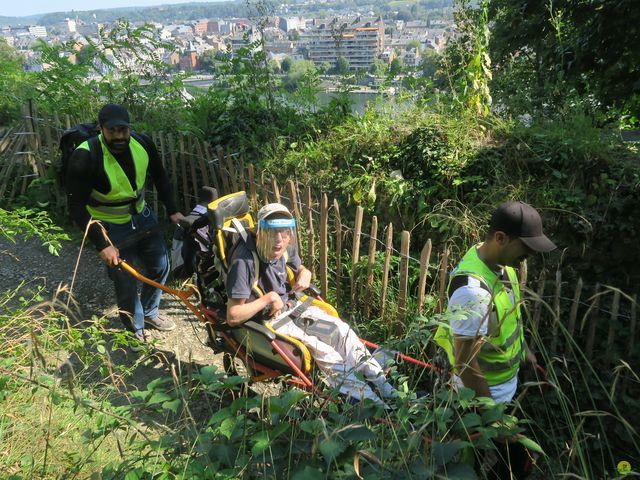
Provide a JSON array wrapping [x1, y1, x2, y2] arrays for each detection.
[[105, 136, 130, 154]]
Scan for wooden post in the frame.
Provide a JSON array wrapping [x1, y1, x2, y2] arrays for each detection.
[[605, 290, 620, 366], [247, 164, 258, 212], [436, 247, 450, 314], [532, 272, 546, 333], [333, 199, 343, 306], [226, 152, 238, 192], [194, 139, 210, 187], [0, 136, 24, 200], [52, 112, 62, 142], [319, 194, 328, 299], [238, 154, 246, 191], [215, 146, 230, 194], [203, 142, 220, 192], [364, 216, 378, 318], [179, 135, 190, 211], [188, 140, 199, 204], [259, 171, 268, 204], [42, 113, 53, 156], [22, 104, 43, 178], [165, 134, 178, 209], [305, 186, 315, 275], [398, 230, 410, 330], [380, 224, 393, 323], [568, 277, 583, 338], [288, 179, 303, 256], [270, 176, 281, 203], [350, 206, 363, 307], [585, 283, 601, 358], [417, 239, 433, 313], [551, 269, 562, 355]]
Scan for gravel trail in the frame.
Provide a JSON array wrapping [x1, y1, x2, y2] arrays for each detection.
[[1, 235, 222, 375]]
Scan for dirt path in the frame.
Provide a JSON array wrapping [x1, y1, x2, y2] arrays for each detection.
[[1, 236, 222, 385]]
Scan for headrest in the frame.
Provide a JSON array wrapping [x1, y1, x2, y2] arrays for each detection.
[[207, 191, 251, 230]]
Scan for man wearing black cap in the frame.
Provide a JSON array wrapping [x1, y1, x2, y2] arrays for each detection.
[[434, 201, 556, 478], [66, 104, 184, 350]]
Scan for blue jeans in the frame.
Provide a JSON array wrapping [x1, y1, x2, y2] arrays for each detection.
[[105, 205, 169, 333]]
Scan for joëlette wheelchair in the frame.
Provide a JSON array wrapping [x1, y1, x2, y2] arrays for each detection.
[[120, 189, 436, 395]]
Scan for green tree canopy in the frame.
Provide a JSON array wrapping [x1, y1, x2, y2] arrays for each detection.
[[370, 58, 388, 77], [488, 0, 640, 118], [335, 56, 350, 75], [198, 49, 219, 73], [0, 39, 29, 125], [281, 56, 293, 73], [390, 57, 404, 76]]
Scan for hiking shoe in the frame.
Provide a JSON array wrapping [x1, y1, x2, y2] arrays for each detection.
[[130, 329, 148, 352], [144, 314, 176, 331]]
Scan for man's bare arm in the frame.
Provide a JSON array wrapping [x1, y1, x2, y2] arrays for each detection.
[[454, 336, 492, 399]]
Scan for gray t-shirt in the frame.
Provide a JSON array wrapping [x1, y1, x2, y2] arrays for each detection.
[[226, 240, 301, 306]]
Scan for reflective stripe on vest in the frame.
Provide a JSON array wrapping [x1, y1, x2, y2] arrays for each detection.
[[434, 245, 525, 386], [79, 134, 148, 224]]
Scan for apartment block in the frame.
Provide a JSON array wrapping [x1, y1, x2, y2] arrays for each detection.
[[303, 17, 384, 70]]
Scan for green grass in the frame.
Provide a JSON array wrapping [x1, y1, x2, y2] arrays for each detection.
[[0, 383, 122, 478]]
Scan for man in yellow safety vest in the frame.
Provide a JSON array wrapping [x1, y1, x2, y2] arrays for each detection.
[[66, 104, 184, 350], [435, 201, 556, 478]]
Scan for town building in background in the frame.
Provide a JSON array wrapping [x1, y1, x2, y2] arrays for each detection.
[[303, 16, 384, 70]]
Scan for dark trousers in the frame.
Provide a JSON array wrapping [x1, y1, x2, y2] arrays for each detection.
[[105, 205, 169, 333], [478, 440, 533, 479]]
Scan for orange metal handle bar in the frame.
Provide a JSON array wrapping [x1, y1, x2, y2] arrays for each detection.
[[118, 260, 207, 324]]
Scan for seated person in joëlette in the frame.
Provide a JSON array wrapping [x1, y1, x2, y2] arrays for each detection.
[[225, 202, 397, 404]]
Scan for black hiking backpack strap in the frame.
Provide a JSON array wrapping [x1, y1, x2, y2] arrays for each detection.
[[59, 121, 101, 189]]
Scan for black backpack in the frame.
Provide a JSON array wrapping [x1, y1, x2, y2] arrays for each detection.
[[58, 122, 101, 189]]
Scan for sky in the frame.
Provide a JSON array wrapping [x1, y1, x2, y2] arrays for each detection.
[[1, 1, 220, 18]]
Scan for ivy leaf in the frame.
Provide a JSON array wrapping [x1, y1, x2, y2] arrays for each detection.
[[251, 431, 270, 455], [209, 407, 232, 426], [292, 466, 324, 480], [337, 424, 376, 442], [460, 413, 482, 430], [319, 438, 346, 464], [219, 417, 237, 439], [147, 392, 172, 406], [431, 441, 462, 466], [124, 470, 141, 480], [442, 462, 476, 479], [270, 422, 290, 441], [300, 419, 324, 435], [161, 399, 181, 413]]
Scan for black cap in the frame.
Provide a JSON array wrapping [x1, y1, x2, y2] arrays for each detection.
[[490, 201, 557, 253], [98, 104, 130, 129]]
